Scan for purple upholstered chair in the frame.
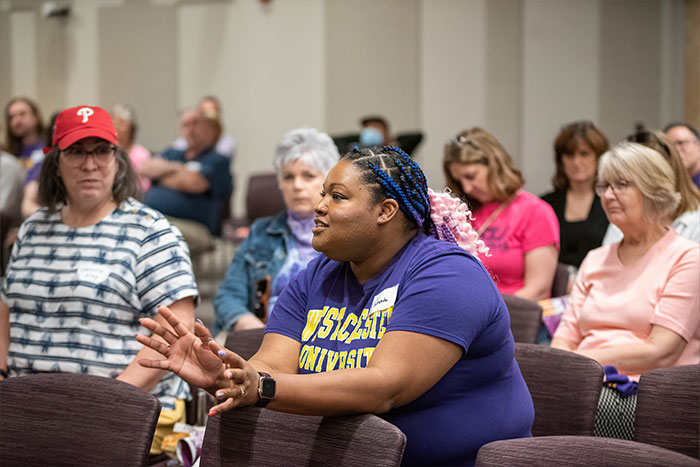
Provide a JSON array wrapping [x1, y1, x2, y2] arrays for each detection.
[[0, 373, 161, 467], [224, 327, 266, 361], [475, 436, 700, 466], [635, 364, 700, 459], [502, 294, 542, 344], [515, 343, 603, 437], [200, 406, 406, 466]]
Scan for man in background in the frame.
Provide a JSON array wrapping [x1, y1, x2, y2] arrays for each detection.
[[665, 122, 700, 188], [358, 115, 397, 147], [171, 95, 236, 160], [141, 107, 232, 254], [3, 97, 45, 183]]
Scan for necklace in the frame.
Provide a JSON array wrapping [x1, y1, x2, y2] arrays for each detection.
[[476, 194, 517, 236]]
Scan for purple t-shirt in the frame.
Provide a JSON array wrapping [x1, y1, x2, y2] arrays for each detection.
[[266, 233, 534, 466], [19, 142, 45, 183]]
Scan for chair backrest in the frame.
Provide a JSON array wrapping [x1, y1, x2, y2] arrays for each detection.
[[502, 294, 542, 344], [225, 328, 266, 360], [200, 406, 406, 467], [634, 364, 700, 459], [475, 436, 700, 467], [551, 263, 569, 298], [0, 373, 161, 467], [514, 343, 603, 437], [331, 133, 360, 155], [246, 173, 285, 225], [396, 132, 423, 155], [213, 188, 233, 237]]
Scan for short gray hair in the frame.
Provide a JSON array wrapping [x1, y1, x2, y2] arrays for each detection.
[[273, 127, 339, 177], [598, 142, 680, 223]]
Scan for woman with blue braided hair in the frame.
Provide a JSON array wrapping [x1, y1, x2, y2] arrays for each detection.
[[137, 146, 535, 466]]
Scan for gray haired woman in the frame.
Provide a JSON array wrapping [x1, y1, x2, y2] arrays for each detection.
[[213, 127, 339, 334]]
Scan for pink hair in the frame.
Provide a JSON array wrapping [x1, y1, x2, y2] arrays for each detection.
[[428, 188, 489, 259]]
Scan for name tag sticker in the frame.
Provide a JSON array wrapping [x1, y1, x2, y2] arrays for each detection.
[[370, 284, 399, 314], [77, 265, 110, 284]]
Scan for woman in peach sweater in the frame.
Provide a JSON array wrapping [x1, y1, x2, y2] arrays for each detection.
[[552, 142, 699, 381]]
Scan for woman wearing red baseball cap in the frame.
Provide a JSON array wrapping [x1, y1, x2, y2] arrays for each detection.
[[0, 105, 199, 455]]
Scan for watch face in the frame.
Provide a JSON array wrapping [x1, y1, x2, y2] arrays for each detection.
[[260, 377, 276, 399]]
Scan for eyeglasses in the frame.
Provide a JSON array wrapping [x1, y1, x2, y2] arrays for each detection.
[[62, 145, 116, 167], [673, 139, 699, 149], [595, 179, 632, 197]]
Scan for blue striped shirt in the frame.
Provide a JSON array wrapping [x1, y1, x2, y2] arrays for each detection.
[[1, 198, 199, 409]]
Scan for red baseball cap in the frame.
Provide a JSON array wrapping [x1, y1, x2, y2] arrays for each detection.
[[46, 105, 118, 153]]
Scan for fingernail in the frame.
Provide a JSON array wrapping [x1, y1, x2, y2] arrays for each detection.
[[216, 391, 225, 399], [208, 409, 217, 416], [196, 319, 204, 325], [225, 370, 233, 379], [217, 350, 226, 357]]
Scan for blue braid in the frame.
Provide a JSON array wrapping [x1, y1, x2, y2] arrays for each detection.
[[382, 146, 431, 226], [398, 148, 429, 197], [399, 159, 430, 216], [369, 163, 423, 226], [395, 160, 429, 222]]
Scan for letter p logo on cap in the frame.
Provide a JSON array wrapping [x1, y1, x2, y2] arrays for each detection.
[[77, 107, 95, 123]]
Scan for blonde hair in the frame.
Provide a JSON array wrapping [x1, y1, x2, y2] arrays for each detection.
[[625, 128, 700, 217], [598, 142, 680, 223], [443, 127, 523, 209]]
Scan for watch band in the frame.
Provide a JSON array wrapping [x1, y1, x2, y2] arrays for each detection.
[[0, 367, 8, 379]]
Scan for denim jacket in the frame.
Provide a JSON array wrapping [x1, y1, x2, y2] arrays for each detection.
[[213, 212, 291, 333]]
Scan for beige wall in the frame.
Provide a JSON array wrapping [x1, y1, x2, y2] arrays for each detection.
[[99, 2, 178, 152], [325, 0, 420, 136], [177, 0, 327, 193], [685, 0, 700, 128], [9, 10, 38, 98], [419, 0, 488, 187], [0, 0, 687, 214], [521, 0, 601, 193]]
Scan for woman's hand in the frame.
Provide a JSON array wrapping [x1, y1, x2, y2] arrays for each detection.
[[137, 306, 227, 392], [208, 347, 263, 415]]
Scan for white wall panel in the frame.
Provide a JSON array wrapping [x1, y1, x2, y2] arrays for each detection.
[[177, 0, 326, 215], [9, 10, 38, 98], [325, 0, 420, 137], [521, 0, 600, 196], [420, 0, 487, 190], [64, 1, 99, 106]]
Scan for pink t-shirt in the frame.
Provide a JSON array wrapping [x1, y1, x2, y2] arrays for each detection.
[[554, 229, 700, 381], [471, 190, 560, 295], [128, 143, 151, 192]]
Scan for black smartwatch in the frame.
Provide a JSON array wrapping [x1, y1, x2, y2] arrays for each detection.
[[0, 367, 8, 379], [255, 372, 276, 407]]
